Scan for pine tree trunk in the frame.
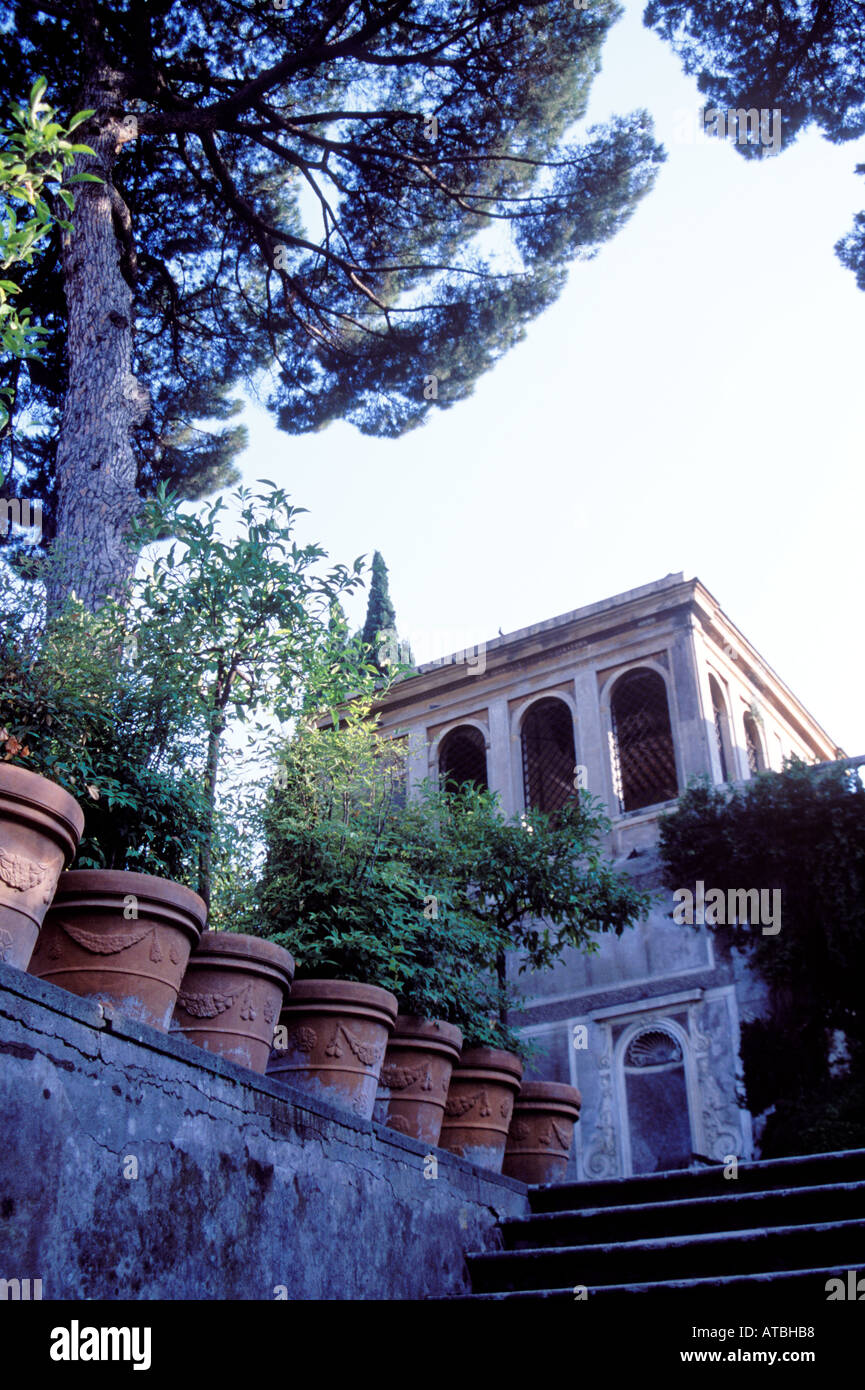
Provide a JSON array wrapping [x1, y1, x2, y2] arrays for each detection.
[[47, 61, 147, 612]]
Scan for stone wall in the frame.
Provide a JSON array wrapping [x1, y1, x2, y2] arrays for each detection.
[[0, 962, 527, 1300]]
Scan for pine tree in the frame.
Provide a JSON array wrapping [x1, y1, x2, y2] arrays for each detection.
[[644, 1, 865, 287], [0, 1, 664, 609]]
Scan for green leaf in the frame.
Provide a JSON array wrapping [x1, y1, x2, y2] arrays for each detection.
[[65, 110, 96, 132]]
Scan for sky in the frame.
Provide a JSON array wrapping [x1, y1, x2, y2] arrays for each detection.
[[235, 0, 865, 754]]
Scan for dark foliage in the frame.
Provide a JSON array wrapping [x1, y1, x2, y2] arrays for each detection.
[[659, 760, 865, 1156], [644, 1, 865, 286], [0, 1, 664, 546]]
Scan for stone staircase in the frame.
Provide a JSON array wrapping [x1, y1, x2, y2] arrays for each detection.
[[468, 1149, 865, 1300]]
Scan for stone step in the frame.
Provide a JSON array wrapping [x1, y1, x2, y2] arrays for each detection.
[[469, 1264, 865, 1301], [467, 1217, 865, 1294], [503, 1179, 865, 1249], [530, 1148, 865, 1213]]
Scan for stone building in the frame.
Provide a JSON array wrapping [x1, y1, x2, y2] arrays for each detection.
[[374, 573, 842, 1180]]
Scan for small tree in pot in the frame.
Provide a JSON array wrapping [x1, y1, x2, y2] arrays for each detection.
[[258, 702, 650, 1149], [257, 697, 504, 1123], [1, 483, 370, 1029], [406, 780, 650, 1170]]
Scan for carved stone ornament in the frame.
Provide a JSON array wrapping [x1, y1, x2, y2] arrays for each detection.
[[691, 1005, 742, 1161], [384, 1113, 412, 1135], [286, 1025, 317, 1053], [0, 846, 61, 904], [444, 1087, 491, 1119], [550, 1119, 572, 1151], [625, 1026, 683, 1068], [55, 918, 154, 956], [534, 1119, 572, 1151], [380, 1062, 424, 1091], [325, 1023, 382, 1068], [176, 984, 245, 1019], [380, 1062, 434, 1092], [584, 1030, 618, 1179]]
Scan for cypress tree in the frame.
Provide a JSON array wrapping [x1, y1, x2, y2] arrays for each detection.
[[360, 551, 405, 672]]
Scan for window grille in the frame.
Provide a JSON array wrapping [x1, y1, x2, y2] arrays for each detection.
[[609, 668, 678, 814], [438, 725, 488, 792], [744, 713, 764, 776], [709, 676, 731, 782], [520, 697, 576, 815]]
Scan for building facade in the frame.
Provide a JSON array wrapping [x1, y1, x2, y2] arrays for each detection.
[[375, 573, 842, 1180]]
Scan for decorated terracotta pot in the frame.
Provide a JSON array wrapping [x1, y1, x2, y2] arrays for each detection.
[[29, 870, 206, 1029], [374, 1015, 463, 1145], [438, 1046, 523, 1172], [171, 932, 295, 1074], [0, 764, 85, 970], [503, 1080, 582, 1184], [268, 979, 397, 1118]]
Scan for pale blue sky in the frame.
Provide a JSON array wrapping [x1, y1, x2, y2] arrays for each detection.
[[238, 0, 865, 754]]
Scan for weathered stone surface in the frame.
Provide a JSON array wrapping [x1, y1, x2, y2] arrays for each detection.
[[0, 962, 527, 1300]]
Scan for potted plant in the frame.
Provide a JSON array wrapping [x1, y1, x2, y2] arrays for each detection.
[[171, 930, 295, 1074], [259, 704, 651, 1147], [0, 762, 84, 969], [1, 488, 369, 1028], [259, 702, 487, 1123], [270, 978, 398, 1118], [371, 881, 521, 1148], [502, 1080, 583, 1184], [259, 705, 412, 1116], [441, 1047, 525, 1169], [374, 1015, 463, 1146], [437, 996, 528, 1170], [29, 868, 207, 1030], [0, 486, 369, 922], [409, 780, 650, 1172]]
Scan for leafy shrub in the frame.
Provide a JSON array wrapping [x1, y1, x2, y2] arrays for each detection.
[[258, 703, 650, 1057], [660, 762, 865, 1156]]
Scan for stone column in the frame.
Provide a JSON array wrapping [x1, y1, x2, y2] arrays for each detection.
[[406, 723, 430, 797], [487, 697, 515, 814], [670, 618, 715, 785], [573, 667, 608, 811]]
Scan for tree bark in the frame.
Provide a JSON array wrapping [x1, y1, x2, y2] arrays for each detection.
[[47, 60, 148, 612], [198, 706, 227, 912]]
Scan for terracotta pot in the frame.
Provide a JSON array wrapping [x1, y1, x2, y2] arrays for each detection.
[[268, 979, 397, 1118], [29, 870, 206, 1030], [502, 1080, 582, 1184], [0, 764, 85, 970], [374, 1016, 463, 1145], [438, 1046, 523, 1172], [171, 932, 295, 1074]]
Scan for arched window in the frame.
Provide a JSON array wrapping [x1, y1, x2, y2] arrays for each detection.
[[744, 712, 765, 776], [609, 668, 678, 814], [623, 1024, 691, 1173], [520, 697, 576, 815], [438, 725, 488, 792], [709, 675, 733, 783]]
